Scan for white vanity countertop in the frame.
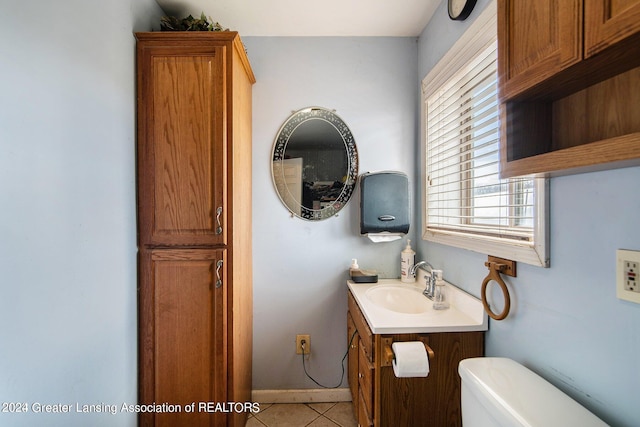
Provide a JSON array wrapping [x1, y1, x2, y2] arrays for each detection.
[[348, 278, 488, 334]]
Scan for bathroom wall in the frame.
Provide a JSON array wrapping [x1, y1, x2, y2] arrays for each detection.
[[0, 1, 163, 426], [243, 37, 418, 391], [417, 1, 640, 426]]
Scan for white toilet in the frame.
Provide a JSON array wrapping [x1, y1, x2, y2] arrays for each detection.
[[458, 357, 608, 427]]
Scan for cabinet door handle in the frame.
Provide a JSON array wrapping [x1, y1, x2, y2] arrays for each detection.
[[215, 207, 223, 235], [215, 260, 223, 288]]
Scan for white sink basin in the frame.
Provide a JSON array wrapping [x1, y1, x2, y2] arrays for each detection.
[[348, 279, 488, 334], [365, 285, 431, 314]]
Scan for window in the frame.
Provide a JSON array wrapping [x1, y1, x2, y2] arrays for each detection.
[[421, 3, 548, 267]]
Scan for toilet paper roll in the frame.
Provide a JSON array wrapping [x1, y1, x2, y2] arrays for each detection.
[[366, 233, 403, 243], [392, 341, 430, 378]]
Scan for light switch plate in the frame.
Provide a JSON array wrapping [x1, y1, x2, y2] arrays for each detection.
[[616, 249, 640, 304]]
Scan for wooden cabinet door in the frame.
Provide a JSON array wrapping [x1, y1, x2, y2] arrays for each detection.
[[347, 312, 359, 417], [584, 0, 640, 57], [358, 391, 374, 427], [498, 0, 583, 98], [358, 342, 374, 423], [137, 43, 227, 247], [139, 248, 226, 427]]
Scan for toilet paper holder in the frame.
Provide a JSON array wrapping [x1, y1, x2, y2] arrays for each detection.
[[381, 337, 434, 367]]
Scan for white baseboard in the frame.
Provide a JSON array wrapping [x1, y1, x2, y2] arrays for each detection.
[[251, 388, 352, 404]]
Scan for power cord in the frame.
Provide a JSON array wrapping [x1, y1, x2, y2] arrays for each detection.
[[300, 331, 358, 388]]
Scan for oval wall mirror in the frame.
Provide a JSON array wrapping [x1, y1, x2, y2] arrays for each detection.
[[271, 107, 358, 220]]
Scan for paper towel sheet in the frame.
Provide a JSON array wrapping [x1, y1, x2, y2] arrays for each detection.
[[366, 233, 403, 243], [392, 341, 430, 378]]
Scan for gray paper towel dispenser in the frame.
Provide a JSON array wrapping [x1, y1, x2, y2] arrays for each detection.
[[360, 171, 410, 234]]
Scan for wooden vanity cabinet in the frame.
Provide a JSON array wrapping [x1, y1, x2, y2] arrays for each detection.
[[136, 32, 255, 427], [347, 292, 484, 427], [497, 0, 640, 177]]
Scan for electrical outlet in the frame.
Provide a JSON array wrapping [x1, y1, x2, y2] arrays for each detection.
[[624, 260, 639, 292], [296, 334, 310, 355], [616, 249, 640, 304]]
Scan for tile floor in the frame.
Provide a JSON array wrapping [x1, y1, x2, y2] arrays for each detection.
[[247, 402, 357, 427]]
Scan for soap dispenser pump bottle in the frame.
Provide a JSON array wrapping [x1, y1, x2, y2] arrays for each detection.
[[400, 239, 416, 283], [349, 259, 359, 275], [432, 270, 449, 310]]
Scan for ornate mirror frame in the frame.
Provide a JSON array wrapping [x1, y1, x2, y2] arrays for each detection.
[[271, 107, 359, 220]]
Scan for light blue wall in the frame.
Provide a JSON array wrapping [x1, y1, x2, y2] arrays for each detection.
[[243, 36, 418, 390], [0, 1, 163, 426], [417, 1, 640, 426]]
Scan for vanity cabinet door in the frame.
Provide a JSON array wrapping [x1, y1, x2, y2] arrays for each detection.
[[358, 342, 374, 425], [348, 292, 373, 360], [584, 0, 640, 57], [358, 391, 374, 427], [139, 248, 226, 427], [347, 313, 359, 417]]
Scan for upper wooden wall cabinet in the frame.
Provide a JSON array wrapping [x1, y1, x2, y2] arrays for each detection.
[[498, 0, 640, 177]]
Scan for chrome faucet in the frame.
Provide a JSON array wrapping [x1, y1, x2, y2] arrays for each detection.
[[410, 261, 437, 300]]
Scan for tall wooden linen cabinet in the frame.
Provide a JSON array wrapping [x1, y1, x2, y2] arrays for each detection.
[[135, 32, 255, 427]]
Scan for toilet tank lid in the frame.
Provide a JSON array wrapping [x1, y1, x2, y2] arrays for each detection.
[[458, 358, 608, 427]]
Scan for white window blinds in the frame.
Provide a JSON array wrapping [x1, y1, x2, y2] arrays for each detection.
[[421, 2, 548, 267]]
